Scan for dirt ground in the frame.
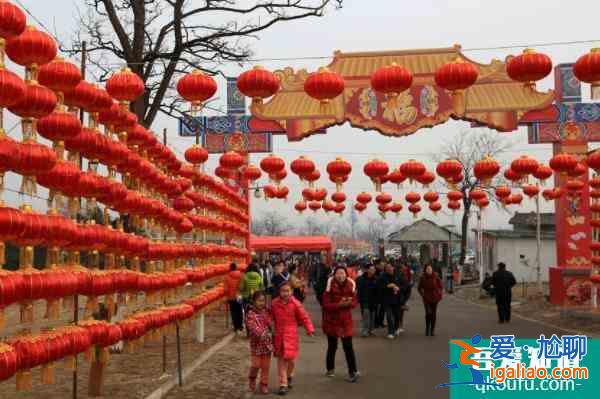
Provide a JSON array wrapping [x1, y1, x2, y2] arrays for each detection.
[[455, 283, 600, 335], [0, 307, 232, 399]]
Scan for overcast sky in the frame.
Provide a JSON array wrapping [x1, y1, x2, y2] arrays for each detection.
[[8, 0, 600, 235]]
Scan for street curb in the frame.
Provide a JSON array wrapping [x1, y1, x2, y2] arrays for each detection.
[[144, 332, 236, 399], [449, 295, 597, 337]]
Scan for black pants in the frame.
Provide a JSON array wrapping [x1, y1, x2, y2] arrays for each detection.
[[496, 299, 511, 322], [228, 299, 244, 331], [385, 304, 401, 336], [326, 335, 358, 375], [375, 304, 386, 327], [424, 302, 438, 335]]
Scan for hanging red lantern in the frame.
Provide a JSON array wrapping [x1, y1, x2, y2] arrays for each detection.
[[370, 63, 412, 96], [566, 179, 585, 193], [574, 49, 600, 91], [295, 201, 307, 214], [376, 192, 393, 205], [331, 192, 346, 204], [405, 192, 421, 204], [276, 186, 289, 200], [429, 202, 442, 214], [416, 170, 435, 188], [532, 164, 553, 183], [308, 201, 322, 212], [390, 202, 403, 215], [0, 1, 26, 39], [568, 162, 587, 178], [304, 67, 345, 104], [423, 191, 439, 203], [434, 58, 478, 116], [511, 155, 539, 176], [587, 150, 600, 173], [477, 197, 490, 209], [364, 159, 389, 191], [237, 66, 279, 106], [495, 186, 511, 200], [436, 159, 462, 182], [327, 157, 352, 191], [241, 164, 261, 183], [304, 169, 320, 187], [542, 188, 559, 201], [313, 187, 328, 202], [447, 190, 463, 202], [469, 189, 486, 202], [260, 154, 285, 175], [270, 169, 287, 185], [177, 70, 217, 112], [184, 145, 209, 166], [356, 192, 372, 205], [38, 58, 82, 98], [37, 110, 82, 143], [0, 68, 26, 109], [378, 204, 390, 215], [106, 67, 145, 105], [334, 203, 346, 215], [302, 188, 315, 201], [549, 153, 577, 175], [63, 81, 96, 111], [408, 203, 421, 218], [400, 159, 426, 183], [522, 184, 540, 198], [511, 193, 524, 205], [448, 200, 461, 212], [504, 168, 523, 184], [387, 168, 406, 189], [590, 176, 600, 189], [5, 26, 57, 68], [506, 49, 553, 89], [263, 185, 277, 200], [322, 200, 335, 213], [354, 203, 367, 213], [219, 151, 244, 170], [290, 156, 315, 180], [215, 165, 234, 181], [474, 156, 500, 186], [8, 82, 57, 119]]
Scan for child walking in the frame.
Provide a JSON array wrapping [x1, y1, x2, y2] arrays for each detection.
[[246, 291, 273, 395], [271, 282, 314, 396]]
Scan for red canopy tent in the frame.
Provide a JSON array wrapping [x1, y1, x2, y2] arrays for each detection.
[[250, 235, 334, 264]]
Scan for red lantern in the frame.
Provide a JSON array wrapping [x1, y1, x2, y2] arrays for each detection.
[[390, 202, 403, 215], [356, 192, 372, 205], [474, 156, 500, 186], [323, 200, 335, 213], [0, 1, 26, 39], [354, 203, 367, 213], [308, 201, 322, 212], [477, 197, 490, 209], [429, 202, 442, 214], [177, 70, 217, 112], [63, 81, 96, 111], [590, 176, 600, 189], [263, 185, 277, 200], [522, 184, 540, 198], [568, 162, 587, 178], [334, 203, 346, 215], [219, 151, 244, 170], [0, 68, 26, 108], [416, 171, 435, 188], [290, 156, 315, 180], [241, 164, 261, 183], [378, 204, 390, 215], [400, 159, 426, 183], [215, 165, 234, 181], [364, 159, 389, 191], [549, 153, 577, 175], [387, 168, 406, 188], [260, 154, 285, 175], [5, 26, 57, 68], [542, 188, 560, 201], [304, 169, 320, 187], [566, 179, 585, 193], [533, 164, 553, 183], [504, 168, 523, 184], [511, 193, 524, 205], [313, 188, 327, 202], [448, 200, 461, 211], [327, 157, 352, 191], [270, 169, 287, 185], [436, 159, 462, 181], [302, 188, 315, 201], [434, 58, 478, 116], [511, 156, 539, 176], [106, 67, 145, 104], [376, 192, 393, 205], [495, 186, 511, 200], [37, 111, 82, 143], [8, 82, 57, 119], [408, 203, 421, 218], [574, 48, 600, 91], [237, 66, 279, 106], [38, 58, 82, 97], [423, 191, 439, 203], [587, 150, 600, 173], [295, 201, 307, 214], [331, 192, 346, 204], [469, 189, 486, 202], [507, 49, 552, 88], [405, 192, 421, 204], [184, 145, 209, 166], [370, 63, 412, 96], [276, 186, 289, 200], [304, 67, 344, 104]]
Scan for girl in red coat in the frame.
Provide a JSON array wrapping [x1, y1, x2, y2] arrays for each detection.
[[246, 291, 274, 394], [322, 265, 359, 382], [271, 282, 314, 396], [418, 264, 443, 336]]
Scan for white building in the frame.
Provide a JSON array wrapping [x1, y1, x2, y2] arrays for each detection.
[[481, 213, 556, 283]]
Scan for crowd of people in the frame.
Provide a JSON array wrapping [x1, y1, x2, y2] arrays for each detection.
[[222, 256, 518, 396]]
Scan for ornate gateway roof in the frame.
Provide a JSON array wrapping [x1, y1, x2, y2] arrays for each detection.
[[251, 45, 555, 141]]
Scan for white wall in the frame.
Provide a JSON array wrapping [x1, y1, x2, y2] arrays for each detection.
[[495, 238, 556, 283]]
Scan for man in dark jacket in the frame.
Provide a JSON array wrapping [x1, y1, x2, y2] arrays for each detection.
[[374, 260, 386, 328], [491, 262, 517, 323], [377, 264, 408, 339], [314, 262, 332, 305], [356, 264, 378, 336], [270, 261, 289, 298]]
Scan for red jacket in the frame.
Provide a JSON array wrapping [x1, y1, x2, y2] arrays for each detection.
[[418, 273, 443, 304], [223, 270, 242, 300], [246, 306, 274, 356], [271, 297, 314, 360], [322, 277, 357, 338]]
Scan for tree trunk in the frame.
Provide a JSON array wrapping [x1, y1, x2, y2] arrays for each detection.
[[460, 200, 471, 266]]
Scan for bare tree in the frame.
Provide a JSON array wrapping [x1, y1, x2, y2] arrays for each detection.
[[356, 217, 393, 250], [433, 129, 514, 265], [299, 216, 325, 236], [68, 0, 343, 126], [252, 210, 292, 236]]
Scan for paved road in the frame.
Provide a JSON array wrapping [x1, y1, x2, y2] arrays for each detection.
[[283, 293, 566, 399]]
